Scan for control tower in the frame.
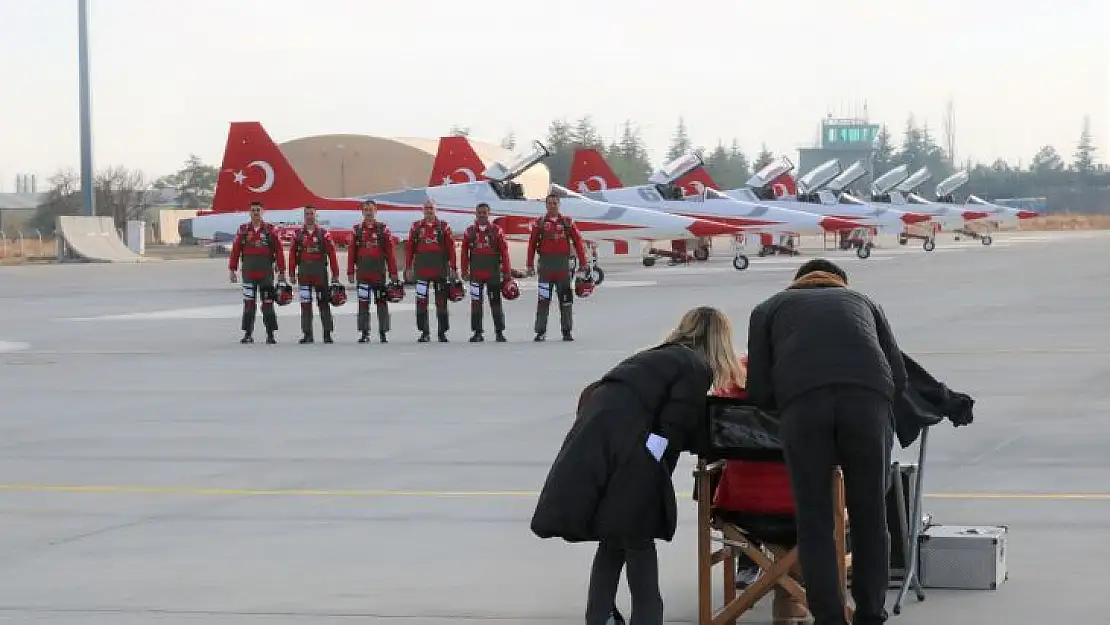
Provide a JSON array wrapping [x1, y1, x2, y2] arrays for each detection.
[[798, 112, 880, 193]]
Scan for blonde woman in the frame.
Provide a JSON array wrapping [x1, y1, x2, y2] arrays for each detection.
[[531, 306, 742, 625]]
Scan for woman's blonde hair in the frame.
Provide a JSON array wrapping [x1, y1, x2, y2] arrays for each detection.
[[662, 306, 745, 390]]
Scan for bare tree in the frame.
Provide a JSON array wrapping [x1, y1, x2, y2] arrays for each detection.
[[93, 166, 150, 229], [943, 98, 957, 165], [30, 169, 82, 234]]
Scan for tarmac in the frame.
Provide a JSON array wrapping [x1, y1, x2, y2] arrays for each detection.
[[0, 229, 1108, 624]]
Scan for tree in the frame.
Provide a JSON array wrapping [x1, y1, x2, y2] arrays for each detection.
[[1031, 145, 1065, 174], [95, 166, 151, 229], [153, 154, 217, 208], [666, 117, 692, 162], [500, 131, 516, 151], [872, 124, 895, 173], [1072, 115, 1097, 177], [543, 118, 575, 185], [607, 120, 653, 185], [943, 98, 957, 165], [752, 143, 775, 172], [30, 169, 81, 235]]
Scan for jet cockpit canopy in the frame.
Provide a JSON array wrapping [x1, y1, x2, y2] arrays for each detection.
[[483, 140, 551, 182], [796, 159, 842, 194], [871, 165, 909, 196], [827, 160, 867, 193], [934, 170, 970, 201], [648, 150, 704, 185], [547, 183, 590, 201], [746, 156, 795, 188], [895, 167, 932, 193]]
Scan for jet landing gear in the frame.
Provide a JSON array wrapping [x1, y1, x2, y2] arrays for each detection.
[[954, 228, 992, 246], [757, 233, 800, 257], [898, 232, 937, 252], [840, 227, 875, 259]]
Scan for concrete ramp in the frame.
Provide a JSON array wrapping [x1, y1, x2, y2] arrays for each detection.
[[56, 216, 144, 263]]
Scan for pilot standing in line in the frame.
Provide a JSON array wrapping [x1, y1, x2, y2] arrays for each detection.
[[347, 200, 399, 343], [460, 202, 512, 342], [228, 201, 285, 344], [525, 193, 589, 342], [405, 200, 457, 342], [288, 205, 341, 344]]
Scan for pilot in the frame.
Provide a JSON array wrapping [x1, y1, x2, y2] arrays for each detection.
[[288, 205, 341, 344], [347, 200, 399, 343], [460, 202, 512, 342], [405, 199, 457, 342], [228, 201, 286, 344], [525, 193, 589, 341]]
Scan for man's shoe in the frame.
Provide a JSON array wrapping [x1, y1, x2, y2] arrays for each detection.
[[379, 333, 388, 343], [358, 332, 370, 343], [240, 334, 253, 344], [417, 332, 430, 343], [299, 334, 313, 344], [562, 332, 574, 341], [469, 332, 483, 342], [438, 333, 449, 343], [495, 332, 506, 342], [534, 333, 545, 342], [265, 333, 276, 344], [323, 332, 333, 344]]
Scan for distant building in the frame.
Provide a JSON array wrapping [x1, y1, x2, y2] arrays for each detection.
[[797, 115, 880, 192], [0, 193, 48, 234]]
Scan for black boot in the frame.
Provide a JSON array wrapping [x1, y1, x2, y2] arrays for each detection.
[[240, 333, 253, 344], [300, 331, 314, 344], [495, 332, 507, 342], [437, 309, 449, 343], [379, 331, 388, 343], [469, 332, 484, 342], [266, 332, 276, 344], [323, 331, 333, 344], [358, 331, 370, 343]]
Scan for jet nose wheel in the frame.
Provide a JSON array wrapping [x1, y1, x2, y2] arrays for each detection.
[[857, 243, 873, 259], [732, 254, 750, 271], [642, 257, 656, 267], [981, 235, 993, 246], [923, 238, 936, 252]]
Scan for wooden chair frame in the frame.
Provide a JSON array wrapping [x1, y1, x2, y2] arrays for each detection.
[[695, 458, 853, 625]]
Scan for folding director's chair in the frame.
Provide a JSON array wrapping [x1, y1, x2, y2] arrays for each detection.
[[693, 396, 852, 625]]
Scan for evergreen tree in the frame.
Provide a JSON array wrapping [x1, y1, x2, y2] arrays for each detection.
[[666, 117, 692, 162], [752, 143, 775, 172], [609, 120, 652, 185], [725, 139, 751, 188], [1073, 115, 1097, 177], [872, 124, 894, 174], [543, 118, 575, 185]]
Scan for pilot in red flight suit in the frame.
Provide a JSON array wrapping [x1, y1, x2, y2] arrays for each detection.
[[460, 202, 512, 342], [526, 193, 589, 341], [228, 201, 286, 344], [347, 200, 399, 343], [405, 200, 458, 342], [288, 205, 341, 344]]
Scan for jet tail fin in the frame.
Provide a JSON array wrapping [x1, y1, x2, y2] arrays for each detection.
[[675, 168, 719, 196], [430, 136, 487, 186], [211, 122, 323, 212], [771, 173, 797, 197], [568, 148, 622, 192]]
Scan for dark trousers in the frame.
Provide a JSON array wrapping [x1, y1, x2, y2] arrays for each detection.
[[585, 540, 662, 625], [356, 281, 390, 335], [415, 278, 449, 335], [534, 276, 573, 335], [469, 279, 505, 334], [241, 278, 278, 336], [298, 283, 333, 336], [779, 385, 893, 625]]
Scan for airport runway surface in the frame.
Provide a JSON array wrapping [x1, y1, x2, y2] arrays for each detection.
[[0, 230, 1107, 623]]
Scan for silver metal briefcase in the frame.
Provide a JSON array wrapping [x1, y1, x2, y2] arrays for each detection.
[[919, 524, 1008, 590]]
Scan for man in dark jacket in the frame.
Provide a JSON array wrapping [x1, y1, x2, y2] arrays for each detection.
[[531, 341, 713, 625], [746, 258, 907, 625]]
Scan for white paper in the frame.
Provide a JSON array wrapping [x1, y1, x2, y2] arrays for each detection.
[[646, 433, 668, 461]]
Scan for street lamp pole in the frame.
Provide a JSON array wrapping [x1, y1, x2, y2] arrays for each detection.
[[78, 0, 95, 216]]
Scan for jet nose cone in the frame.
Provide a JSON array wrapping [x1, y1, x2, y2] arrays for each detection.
[[685, 219, 739, 237], [901, 212, 932, 224], [1016, 210, 1039, 219], [818, 217, 859, 231], [961, 210, 990, 221]]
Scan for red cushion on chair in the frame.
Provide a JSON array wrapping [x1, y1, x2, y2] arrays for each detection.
[[713, 459, 796, 514]]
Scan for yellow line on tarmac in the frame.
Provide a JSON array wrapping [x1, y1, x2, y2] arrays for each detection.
[[1, 484, 1110, 501]]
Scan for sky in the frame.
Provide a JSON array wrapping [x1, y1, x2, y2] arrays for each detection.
[[0, 0, 1106, 190]]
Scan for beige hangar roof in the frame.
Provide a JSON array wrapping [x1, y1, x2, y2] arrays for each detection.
[[277, 134, 551, 199]]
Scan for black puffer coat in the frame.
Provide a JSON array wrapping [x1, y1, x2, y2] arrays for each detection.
[[530, 342, 713, 547]]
